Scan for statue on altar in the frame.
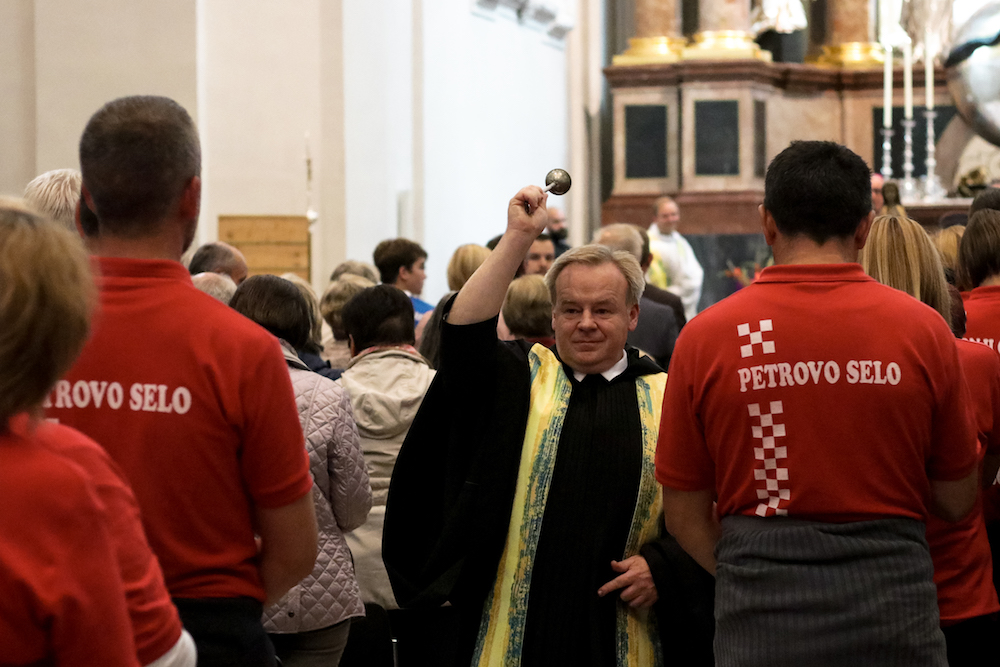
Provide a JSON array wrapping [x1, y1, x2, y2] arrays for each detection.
[[901, 0, 955, 61], [749, 0, 807, 36], [880, 0, 913, 46]]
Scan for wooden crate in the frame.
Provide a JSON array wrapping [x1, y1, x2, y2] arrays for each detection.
[[218, 215, 310, 281]]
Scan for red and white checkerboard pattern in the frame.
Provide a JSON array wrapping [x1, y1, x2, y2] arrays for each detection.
[[749, 400, 789, 516], [738, 319, 776, 359]]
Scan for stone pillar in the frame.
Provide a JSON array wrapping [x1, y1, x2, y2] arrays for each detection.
[[700, 0, 750, 32], [636, 0, 680, 37], [816, 0, 884, 67], [614, 0, 686, 64], [682, 0, 768, 60]]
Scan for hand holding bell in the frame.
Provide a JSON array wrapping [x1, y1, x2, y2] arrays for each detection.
[[525, 169, 572, 213]]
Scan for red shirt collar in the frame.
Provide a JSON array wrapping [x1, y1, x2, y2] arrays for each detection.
[[753, 263, 875, 285], [96, 256, 193, 283], [967, 285, 1000, 301]]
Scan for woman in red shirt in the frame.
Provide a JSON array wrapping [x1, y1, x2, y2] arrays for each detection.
[[863, 213, 1000, 665]]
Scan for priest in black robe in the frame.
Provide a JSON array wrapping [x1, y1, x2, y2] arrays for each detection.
[[383, 185, 714, 667]]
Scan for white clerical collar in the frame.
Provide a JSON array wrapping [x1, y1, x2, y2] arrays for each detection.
[[573, 350, 628, 383]]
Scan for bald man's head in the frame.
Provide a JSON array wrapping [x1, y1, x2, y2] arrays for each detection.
[[188, 241, 248, 284]]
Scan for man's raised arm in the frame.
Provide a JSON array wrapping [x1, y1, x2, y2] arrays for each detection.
[[449, 186, 549, 325]]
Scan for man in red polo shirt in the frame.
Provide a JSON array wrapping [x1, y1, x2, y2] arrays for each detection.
[[656, 141, 979, 666], [49, 95, 317, 667]]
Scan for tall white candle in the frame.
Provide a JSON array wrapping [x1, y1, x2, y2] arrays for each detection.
[[903, 41, 913, 119], [884, 46, 893, 128], [925, 28, 935, 111]]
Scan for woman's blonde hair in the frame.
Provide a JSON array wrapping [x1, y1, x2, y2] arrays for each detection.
[[320, 274, 376, 339], [502, 275, 553, 339], [0, 197, 95, 428], [447, 244, 491, 292], [860, 214, 951, 327], [933, 224, 965, 274]]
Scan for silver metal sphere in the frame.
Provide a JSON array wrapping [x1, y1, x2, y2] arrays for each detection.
[[946, 4, 1000, 147], [545, 169, 572, 195]]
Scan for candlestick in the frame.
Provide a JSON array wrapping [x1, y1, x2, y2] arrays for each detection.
[[304, 131, 314, 216], [883, 46, 893, 128], [903, 41, 913, 120], [901, 118, 917, 196], [923, 109, 947, 200], [925, 27, 934, 110], [881, 128, 894, 180]]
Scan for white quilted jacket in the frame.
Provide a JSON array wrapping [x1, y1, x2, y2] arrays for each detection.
[[263, 343, 373, 634]]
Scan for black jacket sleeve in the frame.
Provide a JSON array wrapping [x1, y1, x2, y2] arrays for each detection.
[[640, 527, 716, 667], [383, 305, 532, 608]]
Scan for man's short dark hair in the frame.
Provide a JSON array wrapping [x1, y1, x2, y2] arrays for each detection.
[[373, 238, 427, 284], [763, 141, 872, 244], [959, 209, 1000, 289], [486, 234, 503, 250], [341, 285, 415, 352], [969, 187, 1000, 217], [79, 95, 201, 236], [229, 275, 311, 350], [189, 242, 239, 275]]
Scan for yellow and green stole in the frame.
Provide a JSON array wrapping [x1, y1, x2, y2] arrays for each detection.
[[472, 344, 667, 667]]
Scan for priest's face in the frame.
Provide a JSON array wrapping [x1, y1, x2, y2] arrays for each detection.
[[552, 262, 639, 375]]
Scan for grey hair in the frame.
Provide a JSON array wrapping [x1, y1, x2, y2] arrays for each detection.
[[544, 244, 645, 307], [23, 169, 82, 232], [593, 223, 643, 262], [191, 272, 237, 304]]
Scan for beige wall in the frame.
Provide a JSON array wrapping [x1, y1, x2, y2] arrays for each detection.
[[0, 1, 36, 195], [33, 0, 197, 174], [195, 0, 334, 280]]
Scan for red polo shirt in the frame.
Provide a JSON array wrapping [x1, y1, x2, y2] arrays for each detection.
[[0, 418, 139, 666], [657, 263, 977, 522], [48, 257, 312, 601]]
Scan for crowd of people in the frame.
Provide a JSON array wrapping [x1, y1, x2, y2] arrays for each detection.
[[2, 92, 999, 667]]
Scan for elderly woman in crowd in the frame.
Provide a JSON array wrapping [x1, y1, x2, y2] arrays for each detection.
[[231, 275, 372, 667]]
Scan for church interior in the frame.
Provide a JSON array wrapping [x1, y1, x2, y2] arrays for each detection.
[[2, 0, 999, 310], [8, 2, 1000, 665]]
